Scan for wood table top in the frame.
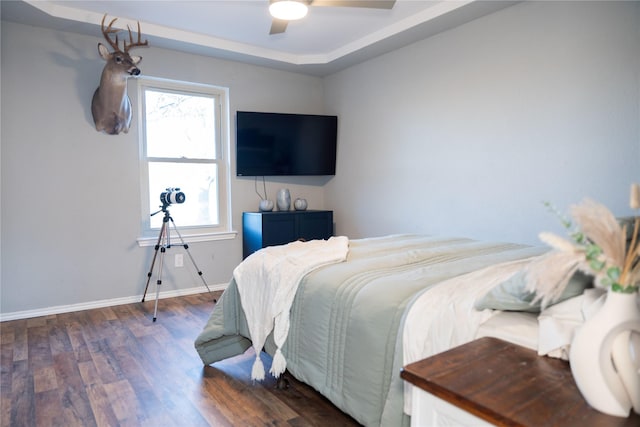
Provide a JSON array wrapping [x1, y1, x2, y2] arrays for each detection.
[[401, 337, 640, 427]]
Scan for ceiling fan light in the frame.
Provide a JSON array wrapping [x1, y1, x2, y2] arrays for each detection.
[[269, 0, 308, 21]]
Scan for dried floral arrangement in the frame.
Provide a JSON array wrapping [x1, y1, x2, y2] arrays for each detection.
[[525, 183, 640, 308]]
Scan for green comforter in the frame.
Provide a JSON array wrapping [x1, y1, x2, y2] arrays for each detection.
[[194, 235, 539, 426]]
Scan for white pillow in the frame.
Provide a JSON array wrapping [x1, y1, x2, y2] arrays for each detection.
[[537, 288, 605, 360], [475, 311, 539, 351]]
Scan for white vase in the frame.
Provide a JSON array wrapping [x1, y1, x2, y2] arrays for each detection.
[[294, 198, 307, 211], [569, 288, 640, 417], [276, 188, 291, 211], [259, 199, 274, 212]]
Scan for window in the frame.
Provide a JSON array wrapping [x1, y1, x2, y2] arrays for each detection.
[[137, 77, 234, 246]]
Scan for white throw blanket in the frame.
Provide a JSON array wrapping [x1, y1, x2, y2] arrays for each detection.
[[233, 236, 349, 380]]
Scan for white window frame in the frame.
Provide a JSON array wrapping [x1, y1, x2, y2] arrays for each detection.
[[136, 76, 235, 247]]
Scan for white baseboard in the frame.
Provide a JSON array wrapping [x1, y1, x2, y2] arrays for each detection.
[[0, 282, 228, 322]]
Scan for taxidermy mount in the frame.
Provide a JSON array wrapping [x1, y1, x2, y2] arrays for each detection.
[[91, 14, 148, 135]]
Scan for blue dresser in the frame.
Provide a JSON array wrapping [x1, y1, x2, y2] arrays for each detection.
[[242, 210, 334, 258]]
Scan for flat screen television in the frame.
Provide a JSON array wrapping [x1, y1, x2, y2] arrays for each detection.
[[236, 111, 337, 176]]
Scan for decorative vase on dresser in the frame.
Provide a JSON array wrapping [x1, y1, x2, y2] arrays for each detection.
[[569, 288, 640, 417], [276, 188, 291, 211], [259, 199, 274, 212], [294, 198, 307, 211]]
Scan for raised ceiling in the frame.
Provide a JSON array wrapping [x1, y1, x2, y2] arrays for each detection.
[[1, 0, 517, 76]]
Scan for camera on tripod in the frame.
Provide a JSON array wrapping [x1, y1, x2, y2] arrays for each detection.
[[143, 186, 212, 321], [160, 187, 185, 208]]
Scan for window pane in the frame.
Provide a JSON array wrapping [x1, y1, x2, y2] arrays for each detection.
[[145, 89, 217, 159], [148, 162, 219, 229]]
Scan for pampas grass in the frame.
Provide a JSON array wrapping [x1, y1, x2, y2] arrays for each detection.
[[631, 183, 640, 210], [527, 184, 640, 304], [621, 213, 640, 287], [571, 198, 626, 267], [525, 250, 585, 308]]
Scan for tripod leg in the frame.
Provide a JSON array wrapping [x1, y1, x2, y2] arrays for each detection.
[[142, 221, 166, 302], [168, 217, 216, 301], [152, 245, 166, 322]]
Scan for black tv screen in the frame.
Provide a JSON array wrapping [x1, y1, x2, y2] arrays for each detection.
[[236, 111, 337, 176]]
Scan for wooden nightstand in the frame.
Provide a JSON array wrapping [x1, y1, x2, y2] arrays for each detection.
[[401, 337, 640, 427]]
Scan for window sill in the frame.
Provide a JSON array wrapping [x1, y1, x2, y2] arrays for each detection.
[[137, 230, 237, 247]]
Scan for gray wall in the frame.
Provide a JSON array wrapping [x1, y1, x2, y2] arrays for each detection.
[[324, 1, 640, 244], [2, 1, 640, 316], [0, 21, 328, 316]]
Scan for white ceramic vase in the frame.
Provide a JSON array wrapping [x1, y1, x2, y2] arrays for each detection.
[[569, 288, 640, 417], [259, 199, 274, 212], [294, 198, 307, 211], [276, 188, 291, 211]]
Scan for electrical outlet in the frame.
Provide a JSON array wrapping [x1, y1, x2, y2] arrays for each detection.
[[175, 254, 184, 267]]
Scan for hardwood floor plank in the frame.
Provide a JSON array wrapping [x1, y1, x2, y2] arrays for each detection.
[[10, 360, 36, 427], [47, 321, 74, 356], [62, 318, 93, 364], [102, 379, 144, 425], [27, 326, 53, 371], [186, 379, 235, 427], [77, 360, 101, 387], [0, 338, 14, 427], [87, 338, 125, 384], [33, 366, 58, 393], [201, 368, 266, 425], [26, 317, 46, 329], [59, 384, 98, 427], [1, 293, 361, 426], [0, 341, 14, 395], [34, 388, 64, 427], [0, 324, 15, 346], [53, 353, 98, 427], [10, 320, 28, 362], [84, 382, 121, 427], [0, 397, 10, 427]]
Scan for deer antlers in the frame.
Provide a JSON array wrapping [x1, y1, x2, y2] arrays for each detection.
[[100, 14, 148, 53]]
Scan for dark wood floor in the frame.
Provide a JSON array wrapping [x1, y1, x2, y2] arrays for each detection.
[[1, 292, 361, 427]]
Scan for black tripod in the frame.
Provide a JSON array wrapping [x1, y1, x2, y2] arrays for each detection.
[[142, 205, 213, 321]]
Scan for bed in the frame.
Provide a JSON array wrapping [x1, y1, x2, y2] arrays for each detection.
[[194, 234, 587, 426]]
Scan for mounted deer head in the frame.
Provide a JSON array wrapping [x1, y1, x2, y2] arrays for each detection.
[[91, 14, 148, 135]]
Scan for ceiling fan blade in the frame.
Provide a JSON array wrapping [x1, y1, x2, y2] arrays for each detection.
[[269, 18, 289, 35], [309, 0, 396, 9]]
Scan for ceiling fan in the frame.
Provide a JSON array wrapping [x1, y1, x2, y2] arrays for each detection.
[[268, 0, 397, 35]]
